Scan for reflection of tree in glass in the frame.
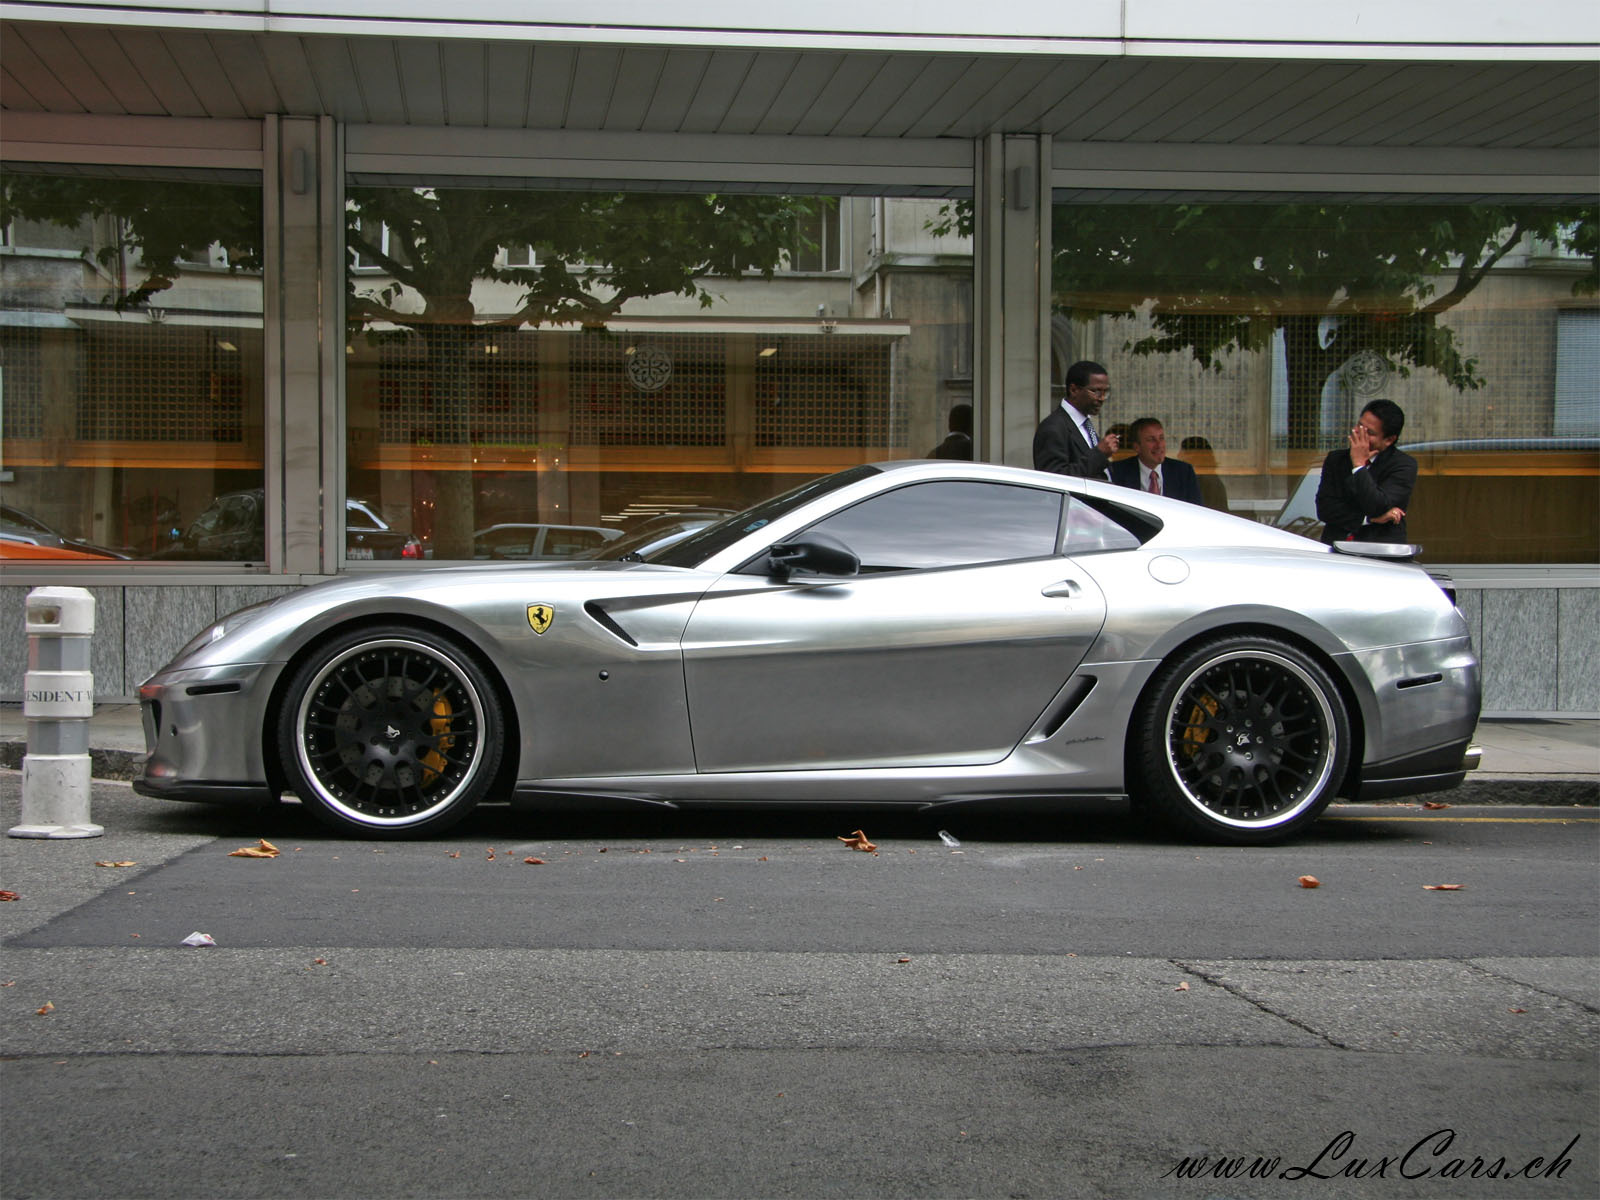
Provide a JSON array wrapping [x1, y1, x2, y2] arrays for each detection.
[[934, 200, 1596, 448], [1, 174, 263, 306], [0, 177, 823, 559], [344, 188, 822, 556]]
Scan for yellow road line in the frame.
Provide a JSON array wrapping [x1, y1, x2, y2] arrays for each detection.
[[1327, 814, 1597, 823]]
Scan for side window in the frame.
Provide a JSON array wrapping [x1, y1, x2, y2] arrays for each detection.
[[542, 529, 607, 557], [801, 481, 1062, 571], [1061, 496, 1147, 554]]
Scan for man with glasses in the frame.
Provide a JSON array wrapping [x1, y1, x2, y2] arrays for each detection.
[[1034, 360, 1119, 480]]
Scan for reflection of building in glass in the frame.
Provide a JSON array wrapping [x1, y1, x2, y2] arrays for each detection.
[[0, 4, 1594, 712]]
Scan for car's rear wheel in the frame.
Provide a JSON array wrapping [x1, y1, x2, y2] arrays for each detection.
[[1130, 634, 1350, 844], [277, 625, 503, 838]]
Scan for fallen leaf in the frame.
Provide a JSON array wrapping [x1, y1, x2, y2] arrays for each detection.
[[523, 857, 545, 865], [228, 839, 280, 859], [313, 958, 327, 966], [1298, 875, 1321, 888], [1423, 884, 1464, 891], [37, 1001, 55, 1015], [447, 851, 460, 858], [1423, 801, 1451, 810], [1509, 1007, 1527, 1014], [0, 980, 13, 986], [1175, 981, 1190, 991], [838, 830, 878, 853], [897, 957, 912, 964], [95, 861, 137, 868], [0, 891, 19, 901], [578, 1051, 591, 1059]]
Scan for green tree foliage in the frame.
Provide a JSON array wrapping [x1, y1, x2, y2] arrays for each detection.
[[3, 173, 822, 556], [1, 174, 263, 305], [1050, 203, 1596, 446]]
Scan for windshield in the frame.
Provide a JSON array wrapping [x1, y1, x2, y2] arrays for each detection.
[[650, 466, 883, 568]]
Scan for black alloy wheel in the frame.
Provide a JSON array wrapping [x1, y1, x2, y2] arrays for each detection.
[[1131, 634, 1350, 844], [277, 625, 504, 837]]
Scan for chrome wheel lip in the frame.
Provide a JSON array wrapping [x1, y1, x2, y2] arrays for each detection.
[[1161, 648, 1337, 830], [292, 637, 486, 829]]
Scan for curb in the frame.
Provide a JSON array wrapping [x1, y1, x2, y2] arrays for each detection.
[[3, 744, 1596, 807]]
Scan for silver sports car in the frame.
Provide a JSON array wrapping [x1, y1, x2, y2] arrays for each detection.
[[134, 461, 1481, 844]]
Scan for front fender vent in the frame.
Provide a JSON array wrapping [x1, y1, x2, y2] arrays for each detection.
[[584, 602, 638, 647]]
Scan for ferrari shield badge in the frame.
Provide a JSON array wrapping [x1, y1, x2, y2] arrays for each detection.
[[527, 604, 555, 635]]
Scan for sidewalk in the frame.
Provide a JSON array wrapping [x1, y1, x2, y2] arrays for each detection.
[[2, 703, 1595, 805]]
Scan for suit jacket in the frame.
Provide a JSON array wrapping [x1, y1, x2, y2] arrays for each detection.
[[1033, 406, 1110, 478], [1315, 445, 1418, 544], [927, 431, 972, 460], [1109, 456, 1204, 505]]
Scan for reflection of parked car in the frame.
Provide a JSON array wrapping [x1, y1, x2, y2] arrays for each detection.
[[473, 523, 620, 559], [0, 503, 130, 558], [0, 534, 125, 561], [581, 510, 735, 561], [155, 490, 421, 561]]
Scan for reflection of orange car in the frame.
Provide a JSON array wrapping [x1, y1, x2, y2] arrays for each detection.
[[0, 536, 120, 561]]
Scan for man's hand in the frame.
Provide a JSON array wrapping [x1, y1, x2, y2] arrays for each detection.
[[1348, 424, 1371, 468], [1098, 431, 1120, 456], [1372, 506, 1405, 525]]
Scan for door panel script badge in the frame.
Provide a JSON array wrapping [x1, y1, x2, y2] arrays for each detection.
[[527, 604, 555, 635]]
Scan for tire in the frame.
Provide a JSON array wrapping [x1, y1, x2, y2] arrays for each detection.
[[276, 625, 504, 838], [1130, 634, 1350, 844]]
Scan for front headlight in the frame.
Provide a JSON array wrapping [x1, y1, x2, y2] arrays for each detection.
[[170, 598, 279, 664]]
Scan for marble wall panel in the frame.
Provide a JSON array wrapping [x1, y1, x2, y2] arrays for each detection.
[[0, 587, 27, 701], [86, 585, 125, 698], [1454, 588, 1482, 658], [1557, 588, 1600, 713], [0, 584, 124, 702], [1480, 589, 1559, 713], [215, 585, 300, 620], [123, 586, 218, 691]]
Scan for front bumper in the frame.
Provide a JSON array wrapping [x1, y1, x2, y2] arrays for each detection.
[[131, 661, 283, 805]]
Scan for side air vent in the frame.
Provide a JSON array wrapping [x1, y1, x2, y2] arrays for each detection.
[[185, 682, 241, 696], [584, 602, 638, 647], [1396, 673, 1444, 690], [1029, 676, 1097, 742]]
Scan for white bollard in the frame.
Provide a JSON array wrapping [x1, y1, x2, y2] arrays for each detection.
[[10, 587, 103, 839]]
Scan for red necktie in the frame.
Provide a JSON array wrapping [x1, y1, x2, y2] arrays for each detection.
[[1148, 470, 1160, 495]]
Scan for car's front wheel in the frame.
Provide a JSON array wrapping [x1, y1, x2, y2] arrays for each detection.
[[1130, 634, 1350, 844], [276, 625, 504, 837]]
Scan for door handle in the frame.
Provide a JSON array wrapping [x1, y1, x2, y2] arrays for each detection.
[[1041, 579, 1081, 598]]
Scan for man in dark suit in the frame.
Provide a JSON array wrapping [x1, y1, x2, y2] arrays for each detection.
[[1315, 399, 1417, 544], [1109, 417, 1204, 504], [927, 403, 973, 459], [1034, 360, 1119, 479]]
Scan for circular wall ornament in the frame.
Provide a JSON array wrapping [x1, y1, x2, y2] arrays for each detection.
[[626, 344, 673, 393], [1342, 349, 1390, 398]]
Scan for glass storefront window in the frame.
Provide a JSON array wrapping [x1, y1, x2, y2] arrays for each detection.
[[1048, 201, 1598, 564], [1, 169, 264, 563], [343, 185, 972, 561]]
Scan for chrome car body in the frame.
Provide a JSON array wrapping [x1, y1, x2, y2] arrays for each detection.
[[135, 461, 1480, 843]]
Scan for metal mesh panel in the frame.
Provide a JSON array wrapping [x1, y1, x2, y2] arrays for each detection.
[[753, 336, 902, 447], [77, 323, 246, 443], [569, 333, 726, 446], [371, 333, 540, 445], [0, 332, 45, 438]]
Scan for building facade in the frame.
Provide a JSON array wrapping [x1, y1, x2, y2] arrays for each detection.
[[2, 2, 1597, 714]]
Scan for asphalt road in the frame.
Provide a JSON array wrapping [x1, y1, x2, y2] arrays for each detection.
[[2, 776, 1596, 1200]]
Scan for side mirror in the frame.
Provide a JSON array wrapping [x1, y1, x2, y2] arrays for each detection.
[[766, 531, 860, 580]]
